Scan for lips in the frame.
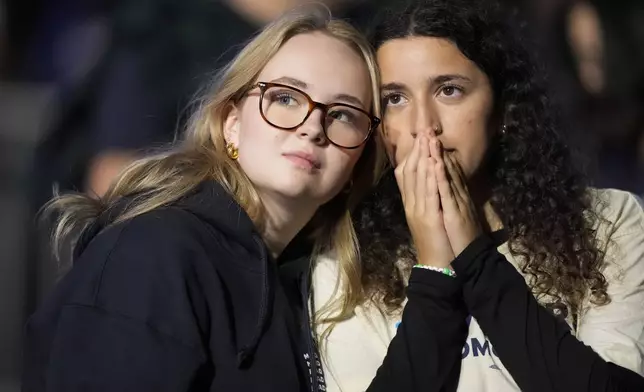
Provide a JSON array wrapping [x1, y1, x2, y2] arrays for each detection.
[[282, 151, 322, 170]]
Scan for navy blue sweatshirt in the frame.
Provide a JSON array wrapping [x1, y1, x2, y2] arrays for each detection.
[[22, 181, 324, 391]]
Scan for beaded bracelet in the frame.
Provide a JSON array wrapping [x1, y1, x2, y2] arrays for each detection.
[[413, 264, 457, 278]]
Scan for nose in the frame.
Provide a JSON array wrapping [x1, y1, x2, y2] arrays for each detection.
[[410, 101, 441, 139], [295, 106, 326, 145]]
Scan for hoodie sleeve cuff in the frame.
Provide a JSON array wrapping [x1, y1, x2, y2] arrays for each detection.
[[451, 234, 496, 278], [407, 267, 462, 301]]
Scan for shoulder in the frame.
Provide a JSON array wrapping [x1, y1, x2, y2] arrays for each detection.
[[70, 207, 227, 307], [587, 188, 644, 282], [84, 207, 217, 261], [578, 190, 644, 373], [589, 188, 644, 239], [48, 208, 222, 350]]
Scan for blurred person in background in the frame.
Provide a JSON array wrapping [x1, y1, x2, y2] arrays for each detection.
[[547, 0, 644, 195], [494, 0, 644, 196]]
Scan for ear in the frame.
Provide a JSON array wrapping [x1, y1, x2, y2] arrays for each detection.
[[223, 104, 241, 146]]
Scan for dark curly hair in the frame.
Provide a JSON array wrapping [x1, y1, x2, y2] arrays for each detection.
[[354, 0, 609, 321]]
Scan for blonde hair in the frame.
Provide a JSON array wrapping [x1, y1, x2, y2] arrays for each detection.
[[45, 6, 386, 330]]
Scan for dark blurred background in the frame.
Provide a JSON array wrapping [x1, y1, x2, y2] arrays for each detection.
[[1, 0, 643, 390]]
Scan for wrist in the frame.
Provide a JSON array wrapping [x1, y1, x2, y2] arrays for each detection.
[[413, 264, 457, 278], [417, 258, 453, 269]]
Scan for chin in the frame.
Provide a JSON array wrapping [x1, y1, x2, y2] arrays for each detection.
[[265, 174, 336, 203], [270, 180, 314, 200]]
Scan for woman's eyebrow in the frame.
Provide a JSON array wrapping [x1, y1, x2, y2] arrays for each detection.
[[381, 82, 407, 92], [430, 74, 472, 85], [270, 76, 308, 89]]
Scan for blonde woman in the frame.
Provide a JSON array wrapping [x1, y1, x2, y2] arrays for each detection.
[[21, 8, 386, 391]]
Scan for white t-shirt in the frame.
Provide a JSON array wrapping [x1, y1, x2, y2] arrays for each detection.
[[312, 189, 644, 391]]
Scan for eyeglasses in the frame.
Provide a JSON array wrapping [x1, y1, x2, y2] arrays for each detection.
[[250, 82, 381, 149]]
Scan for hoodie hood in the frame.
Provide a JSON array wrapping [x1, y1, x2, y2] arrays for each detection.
[[74, 180, 313, 369], [176, 181, 261, 260], [76, 181, 259, 260]]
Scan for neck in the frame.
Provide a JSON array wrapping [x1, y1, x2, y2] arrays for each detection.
[[479, 200, 504, 233], [259, 192, 318, 260]]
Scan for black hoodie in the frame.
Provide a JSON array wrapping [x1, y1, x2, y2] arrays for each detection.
[[22, 181, 326, 391]]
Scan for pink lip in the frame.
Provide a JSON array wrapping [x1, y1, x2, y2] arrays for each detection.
[[282, 151, 322, 170]]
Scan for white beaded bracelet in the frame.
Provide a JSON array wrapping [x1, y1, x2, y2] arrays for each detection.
[[413, 264, 457, 278]]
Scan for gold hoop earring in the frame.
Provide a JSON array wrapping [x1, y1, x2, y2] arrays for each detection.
[[226, 142, 239, 160]]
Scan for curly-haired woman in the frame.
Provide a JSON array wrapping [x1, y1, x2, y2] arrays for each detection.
[[312, 0, 644, 391]]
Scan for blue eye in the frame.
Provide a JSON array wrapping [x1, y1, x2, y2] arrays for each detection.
[[268, 91, 301, 106]]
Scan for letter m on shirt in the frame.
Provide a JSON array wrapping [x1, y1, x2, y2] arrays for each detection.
[[472, 338, 491, 357]]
